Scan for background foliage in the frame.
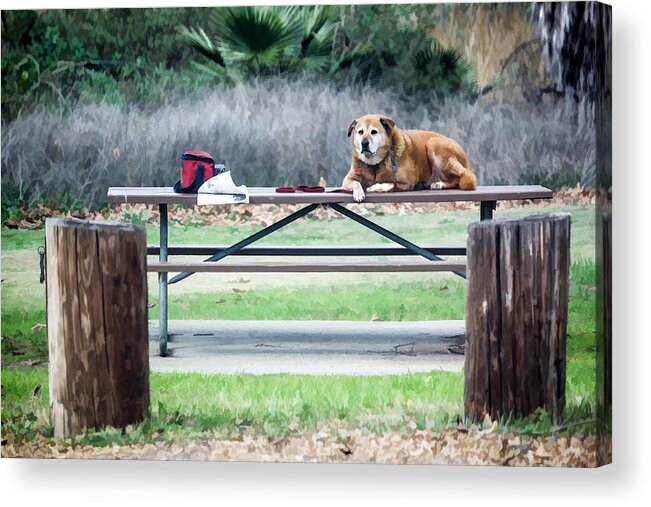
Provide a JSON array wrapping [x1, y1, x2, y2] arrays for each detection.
[[1, 4, 595, 210]]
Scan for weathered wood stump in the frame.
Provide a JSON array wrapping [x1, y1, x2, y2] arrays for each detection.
[[464, 214, 570, 423], [46, 219, 149, 438]]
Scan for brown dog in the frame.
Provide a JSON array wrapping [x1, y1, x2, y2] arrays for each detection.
[[341, 114, 477, 202]]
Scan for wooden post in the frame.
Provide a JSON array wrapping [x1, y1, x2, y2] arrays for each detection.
[[46, 218, 149, 439], [464, 214, 570, 423]]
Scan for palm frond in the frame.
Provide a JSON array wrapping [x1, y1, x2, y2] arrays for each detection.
[[302, 9, 337, 53], [292, 6, 340, 73], [212, 7, 302, 71], [188, 59, 229, 80], [177, 25, 225, 68]]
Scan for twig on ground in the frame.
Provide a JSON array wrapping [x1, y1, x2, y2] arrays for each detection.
[[366, 342, 417, 356], [447, 344, 465, 355]]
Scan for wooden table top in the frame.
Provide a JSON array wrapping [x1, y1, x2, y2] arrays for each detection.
[[107, 185, 553, 205]]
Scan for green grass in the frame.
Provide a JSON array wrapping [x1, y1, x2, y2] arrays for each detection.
[[153, 278, 467, 322], [1, 256, 47, 362], [1, 365, 595, 447], [1, 205, 600, 444], [2, 367, 464, 444], [1, 257, 599, 444], [1, 230, 47, 250], [0, 204, 596, 257]]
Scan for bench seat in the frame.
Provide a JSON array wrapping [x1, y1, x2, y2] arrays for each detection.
[[146, 244, 467, 256], [148, 260, 467, 273]]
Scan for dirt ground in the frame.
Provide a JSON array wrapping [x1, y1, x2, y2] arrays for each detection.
[[3, 427, 601, 467]]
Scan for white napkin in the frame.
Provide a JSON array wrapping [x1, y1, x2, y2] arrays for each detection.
[[197, 171, 249, 204]]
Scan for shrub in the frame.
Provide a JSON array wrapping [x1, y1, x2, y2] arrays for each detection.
[[0, 8, 210, 122]]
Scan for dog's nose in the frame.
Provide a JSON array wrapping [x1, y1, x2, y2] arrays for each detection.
[[361, 139, 370, 150]]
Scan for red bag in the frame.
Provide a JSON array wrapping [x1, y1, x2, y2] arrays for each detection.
[[173, 150, 225, 193]]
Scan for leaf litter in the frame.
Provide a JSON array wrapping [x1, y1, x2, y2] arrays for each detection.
[[3, 425, 600, 467]]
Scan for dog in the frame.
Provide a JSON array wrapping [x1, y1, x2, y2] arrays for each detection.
[[341, 114, 477, 202]]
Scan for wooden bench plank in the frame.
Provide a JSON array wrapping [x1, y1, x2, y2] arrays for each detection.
[[108, 185, 553, 205], [147, 261, 467, 273], [146, 244, 467, 256]]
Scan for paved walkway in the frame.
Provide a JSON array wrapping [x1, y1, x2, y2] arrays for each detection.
[[149, 320, 465, 375]]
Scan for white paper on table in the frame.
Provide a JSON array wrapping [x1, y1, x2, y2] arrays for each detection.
[[197, 171, 249, 204]]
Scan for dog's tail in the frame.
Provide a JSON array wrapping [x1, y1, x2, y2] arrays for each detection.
[[459, 169, 477, 190]]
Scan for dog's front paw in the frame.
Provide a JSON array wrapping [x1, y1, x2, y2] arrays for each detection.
[[430, 181, 446, 190], [367, 183, 395, 193], [353, 186, 365, 202]]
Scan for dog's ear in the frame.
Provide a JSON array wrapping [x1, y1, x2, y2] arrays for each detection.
[[347, 119, 357, 137], [379, 116, 396, 133]]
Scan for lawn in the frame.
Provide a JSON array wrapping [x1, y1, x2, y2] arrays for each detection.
[[1, 204, 598, 446]]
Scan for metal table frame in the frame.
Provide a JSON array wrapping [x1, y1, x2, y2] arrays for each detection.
[[154, 199, 497, 356]]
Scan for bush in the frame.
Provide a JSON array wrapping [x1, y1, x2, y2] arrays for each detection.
[[335, 4, 480, 105], [1, 8, 210, 121], [1, 78, 595, 208]]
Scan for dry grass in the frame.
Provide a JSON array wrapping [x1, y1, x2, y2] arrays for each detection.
[[1, 79, 595, 208]]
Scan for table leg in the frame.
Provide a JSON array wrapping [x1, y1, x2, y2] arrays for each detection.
[[159, 203, 168, 356], [480, 200, 496, 221]]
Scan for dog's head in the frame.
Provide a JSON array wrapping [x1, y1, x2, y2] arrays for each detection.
[[347, 114, 396, 166]]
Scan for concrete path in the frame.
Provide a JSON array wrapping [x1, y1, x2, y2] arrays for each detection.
[[149, 320, 465, 376]]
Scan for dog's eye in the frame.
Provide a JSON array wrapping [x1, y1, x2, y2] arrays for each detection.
[[357, 129, 364, 135], [370, 129, 378, 135]]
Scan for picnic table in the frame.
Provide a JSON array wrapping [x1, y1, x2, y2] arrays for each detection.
[[107, 185, 553, 356]]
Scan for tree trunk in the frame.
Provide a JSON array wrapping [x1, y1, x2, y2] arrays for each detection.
[[46, 218, 149, 439], [464, 214, 570, 423]]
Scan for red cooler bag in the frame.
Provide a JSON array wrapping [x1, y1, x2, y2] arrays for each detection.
[[173, 150, 225, 193]]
